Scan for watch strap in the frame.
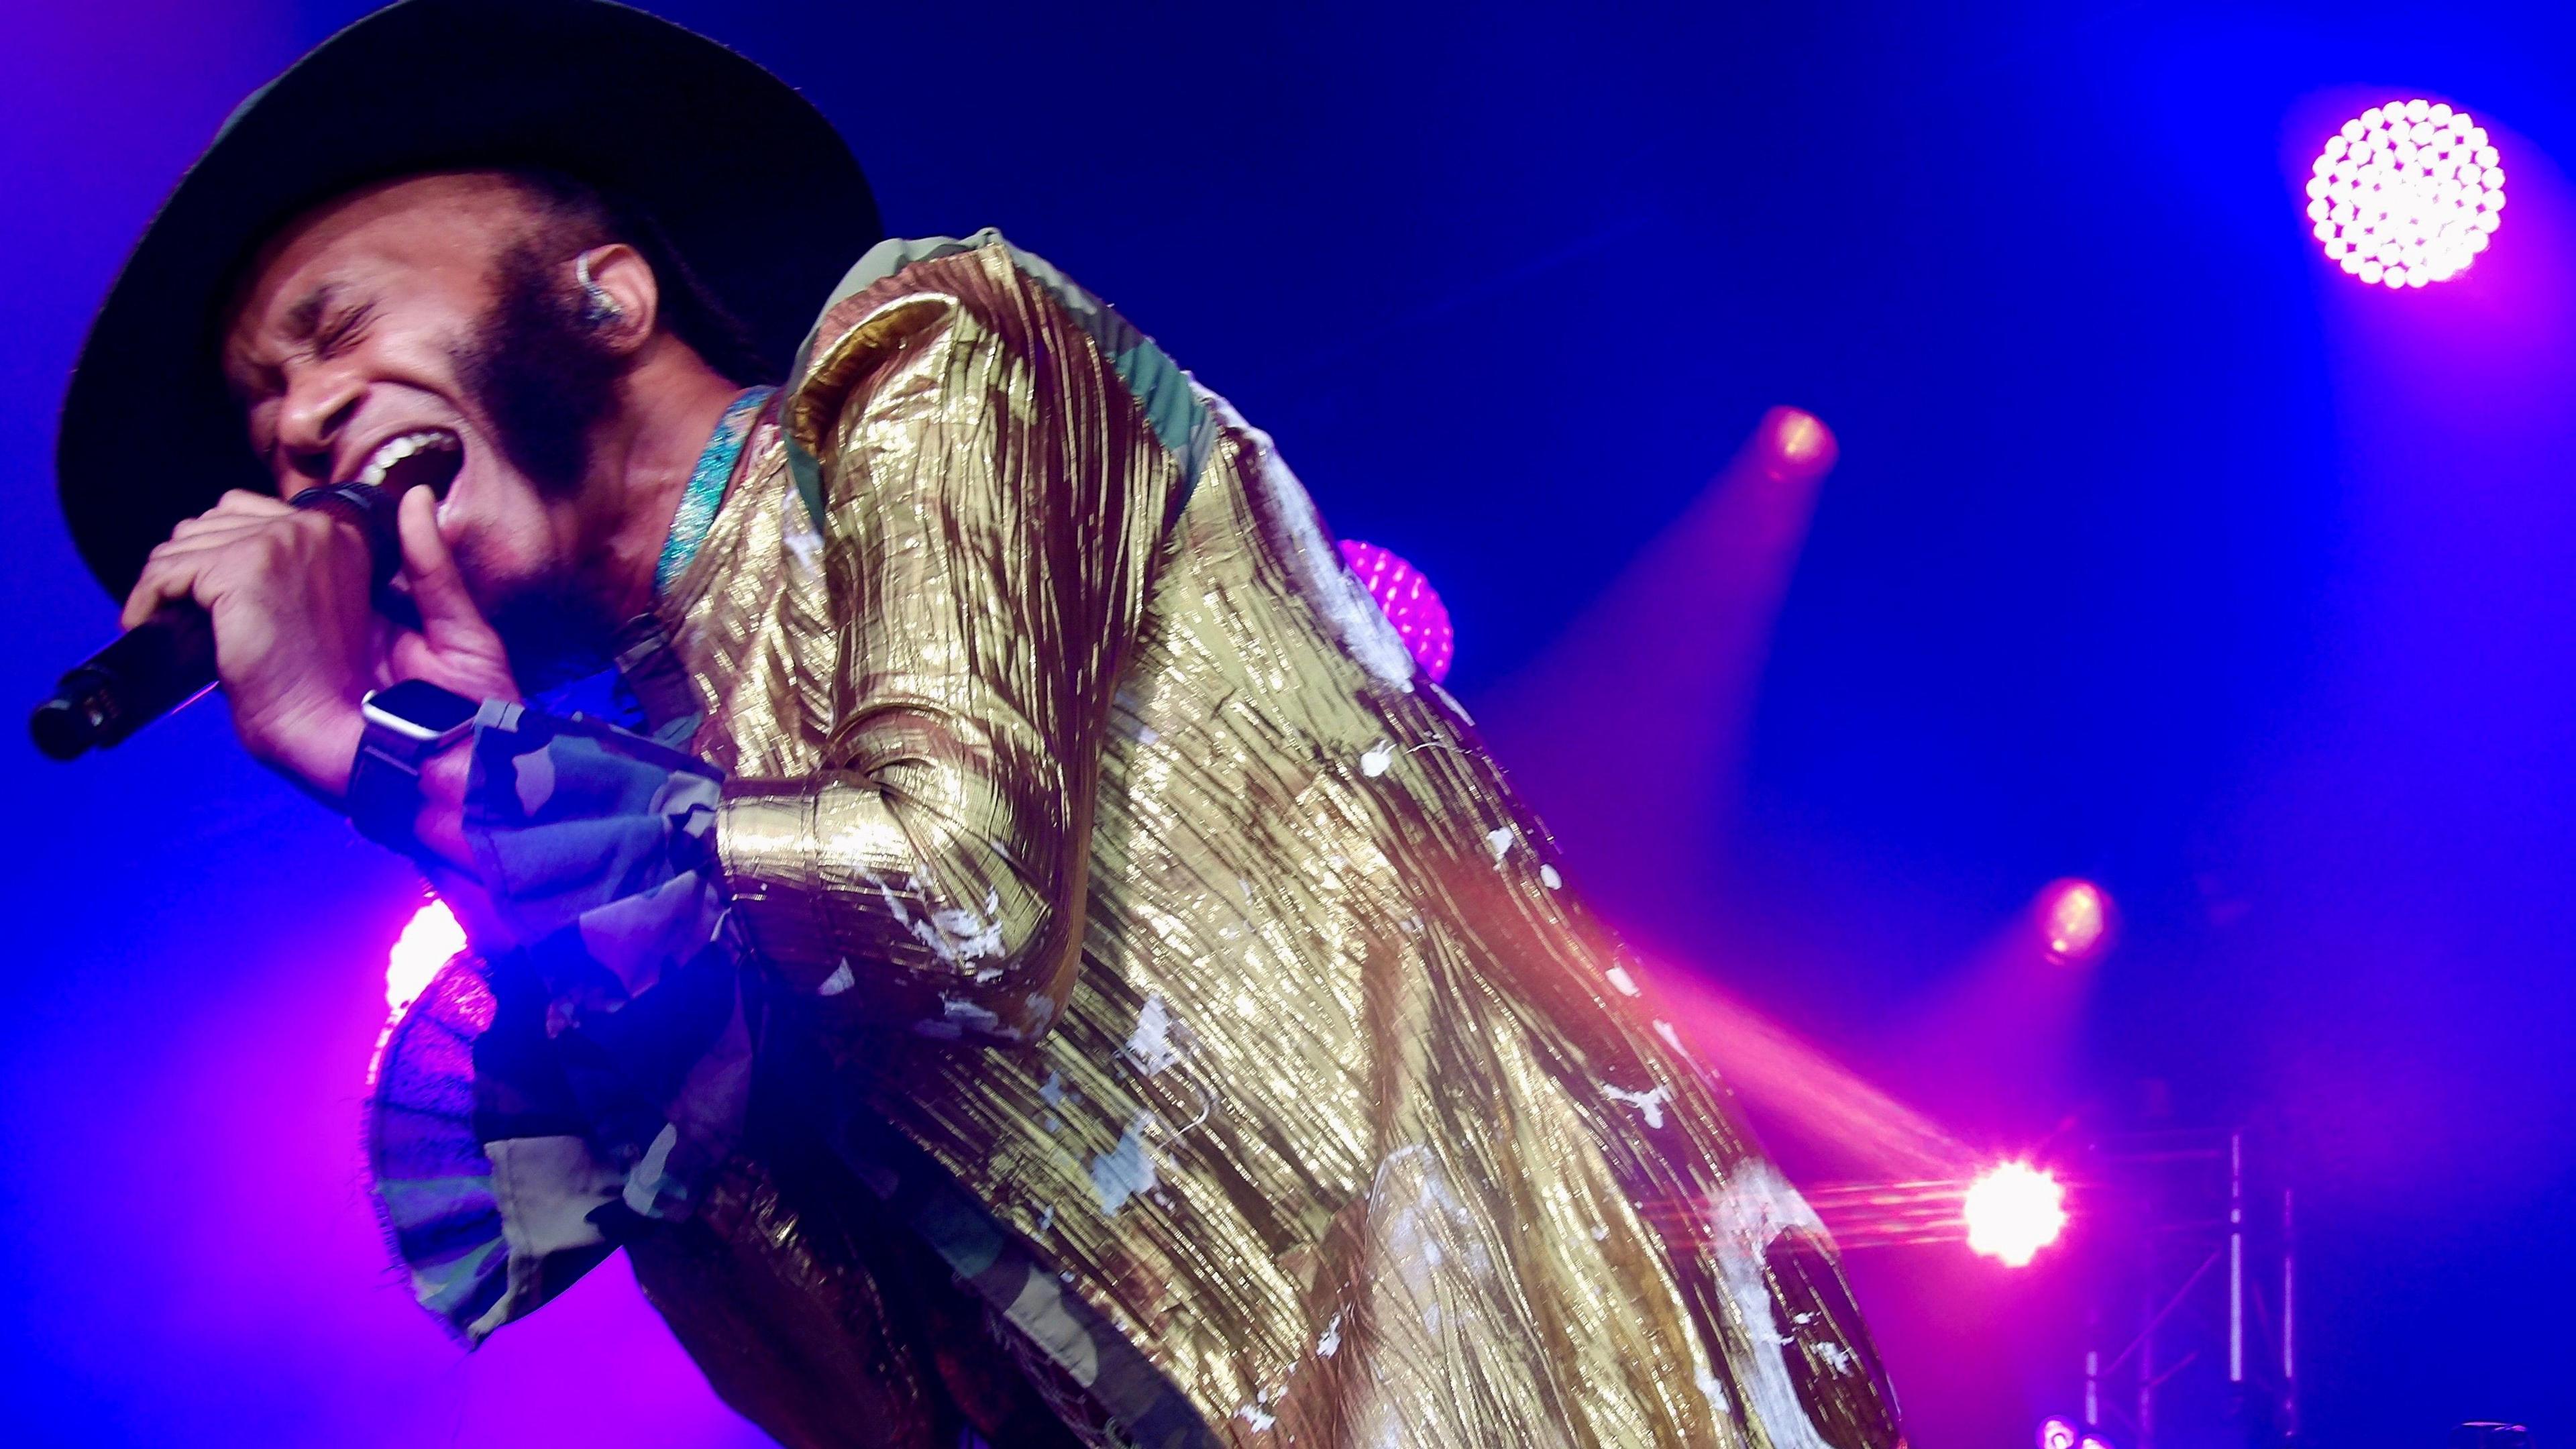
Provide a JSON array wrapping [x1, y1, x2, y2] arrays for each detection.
[[349, 692, 502, 851], [350, 722, 435, 850]]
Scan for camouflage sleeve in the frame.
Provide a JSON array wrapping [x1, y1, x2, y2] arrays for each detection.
[[368, 703, 756, 1345]]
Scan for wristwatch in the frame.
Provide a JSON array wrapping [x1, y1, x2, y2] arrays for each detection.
[[349, 679, 482, 849]]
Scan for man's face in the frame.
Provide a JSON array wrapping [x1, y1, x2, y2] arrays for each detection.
[[222, 173, 623, 672]]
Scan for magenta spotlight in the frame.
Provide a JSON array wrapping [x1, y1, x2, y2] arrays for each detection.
[[1338, 539, 1456, 683], [386, 897, 466, 1013], [2037, 877, 2114, 964], [2080, 1438, 2116, 1449], [1964, 1161, 2069, 1267], [2038, 1418, 2080, 1449], [2306, 99, 2504, 287]]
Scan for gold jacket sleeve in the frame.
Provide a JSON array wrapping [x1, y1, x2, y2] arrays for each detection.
[[713, 247, 1180, 1042]]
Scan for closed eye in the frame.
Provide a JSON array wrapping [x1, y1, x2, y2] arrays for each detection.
[[313, 301, 378, 358]]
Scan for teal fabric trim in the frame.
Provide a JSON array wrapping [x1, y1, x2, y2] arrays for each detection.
[[655, 385, 775, 599], [788, 229, 1215, 515]]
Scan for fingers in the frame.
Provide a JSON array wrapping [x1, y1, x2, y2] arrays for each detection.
[[121, 507, 340, 629], [127, 493, 302, 623], [213, 488, 294, 517], [168, 513, 272, 544], [385, 486, 521, 704], [124, 531, 261, 627], [164, 492, 291, 546], [122, 551, 209, 629], [396, 485, 482, 641]]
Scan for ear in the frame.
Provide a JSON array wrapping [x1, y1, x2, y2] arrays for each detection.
[[573, 243, 659, 353]]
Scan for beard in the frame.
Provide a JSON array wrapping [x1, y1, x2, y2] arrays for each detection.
[[462, 240, 624, 498], [450, 243, 630, 691]]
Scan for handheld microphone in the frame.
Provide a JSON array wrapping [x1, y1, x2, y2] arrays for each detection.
[[31, 482, 402, 761]]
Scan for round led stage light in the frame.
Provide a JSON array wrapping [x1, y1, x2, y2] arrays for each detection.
[[387, 897, 466, 1012], [2037, 878, 2113, 964], [1338, 539, 1456, 683], [2307, 99, 2504, 288], [1964, 1160, 2069, 1267]]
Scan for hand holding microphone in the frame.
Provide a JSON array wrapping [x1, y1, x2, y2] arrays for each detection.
[[33, 482, 395, 764], [32, 483, 519, 804]]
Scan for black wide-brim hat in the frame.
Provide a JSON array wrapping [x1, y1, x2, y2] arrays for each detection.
[[56, 0, 880, 599]]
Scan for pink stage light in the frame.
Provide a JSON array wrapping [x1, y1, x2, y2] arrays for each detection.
[[2039, 1418, 2080, 1449], [2037, 878, 2114, 964], [1964, 1161, 2069, 1267], [1338, 539, 1455, 683], [2307, 99, 2504, 288], [386, 898, 466, 1013], [1757, 406, 1839, 484]]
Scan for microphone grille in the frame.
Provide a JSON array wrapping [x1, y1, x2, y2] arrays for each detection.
[[290, 482, 402, 591]]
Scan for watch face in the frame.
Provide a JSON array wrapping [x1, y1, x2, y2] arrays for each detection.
[[368, 679, 480, 734]]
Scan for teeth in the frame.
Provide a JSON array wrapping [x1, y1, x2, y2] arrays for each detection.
[[354, 429, 459, 488]]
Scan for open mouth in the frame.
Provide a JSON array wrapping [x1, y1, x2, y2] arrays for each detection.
[[351, 428, 464, 498]]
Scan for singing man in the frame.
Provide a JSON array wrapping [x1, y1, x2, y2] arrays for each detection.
[[52, 2, 1901, 1445]]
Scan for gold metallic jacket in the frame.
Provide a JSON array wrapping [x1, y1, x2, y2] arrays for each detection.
[[629, 231, 1899, 1449]]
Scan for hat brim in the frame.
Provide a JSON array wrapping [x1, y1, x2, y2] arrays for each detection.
[[56, 0, 879, 598]]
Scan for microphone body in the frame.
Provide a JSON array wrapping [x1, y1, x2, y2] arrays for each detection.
[[32, 483, 402, 761]]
